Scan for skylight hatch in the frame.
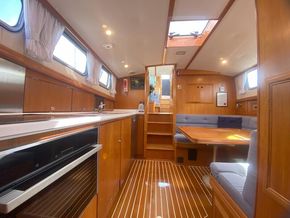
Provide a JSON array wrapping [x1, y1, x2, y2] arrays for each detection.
[[167, 20, 218, 47], [169, 20, 209, 37]]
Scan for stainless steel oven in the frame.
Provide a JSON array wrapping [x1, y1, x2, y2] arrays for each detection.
[[0, 127, 101, 215]]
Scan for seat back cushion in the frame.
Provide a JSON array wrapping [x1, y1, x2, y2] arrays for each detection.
[[217, 116, 242, 129], [243, 130, 257, 209], [242, 116, 257, 130]]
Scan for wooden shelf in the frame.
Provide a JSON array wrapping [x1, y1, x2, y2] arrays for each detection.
[[146, 144, 174, 151], [147, 121, 172, 124], [147, 132, 173, 136]]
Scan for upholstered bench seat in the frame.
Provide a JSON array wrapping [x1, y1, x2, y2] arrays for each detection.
[[210, 130, 257, 218], [174, 133, 191, 144], [210, 162, 249, 178]]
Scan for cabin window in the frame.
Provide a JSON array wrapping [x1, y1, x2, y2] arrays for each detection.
[[99, 66, 111, 89], [53, 31, 87, 75], [247, 68, 258, 89], [168, 20, 208, 37], [161, 74, 171, 99], [0, 0, 23, 32]]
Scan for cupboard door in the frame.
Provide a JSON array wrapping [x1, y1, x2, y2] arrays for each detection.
[[236, 101, 247, 115], [98, 121, 121, 218], [247, 100, 258, 116], [186, 84, 213, 103], [120, 118, 132, 187], [72, 89, 95, 112], [79, 195, 97, 218], [24, 76, 72, 112], [136, 115, 144, 158]]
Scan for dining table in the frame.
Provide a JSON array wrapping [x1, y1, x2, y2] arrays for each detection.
[[178, 126, 251, 161]]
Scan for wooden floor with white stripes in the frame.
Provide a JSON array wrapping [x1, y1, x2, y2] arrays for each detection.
[[110, 160, 212, 218]]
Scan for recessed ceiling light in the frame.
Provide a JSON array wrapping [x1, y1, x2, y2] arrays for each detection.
[[102, 24, 107, 29], [124, 64, 129, 68], [103, 43, 113, 49], [105, 30, 112, 36], [221, 59, 228, 64]]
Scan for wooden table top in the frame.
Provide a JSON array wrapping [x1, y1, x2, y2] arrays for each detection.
[[178, 126, 251, 145]]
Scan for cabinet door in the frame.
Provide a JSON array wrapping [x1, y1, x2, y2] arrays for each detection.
[[247, 100, 258, 116], [24, 76, 72, 112], [79, 195, 97, 218], [120, 118, 132, 187], [98, 121, 121, 218], [136, 115, 144, 158], [72, 89, 95, 112], [236, 101, 247, 115], [186, 84, 213, 103]]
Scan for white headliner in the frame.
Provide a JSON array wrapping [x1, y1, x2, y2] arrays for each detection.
[[48, 0, 169, 77], [173, 0, 229, 20], [48, 0, 257, 77], [188, 0, 257, 75]]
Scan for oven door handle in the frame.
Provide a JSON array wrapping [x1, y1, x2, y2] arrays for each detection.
[[0, 144, 102, 214]]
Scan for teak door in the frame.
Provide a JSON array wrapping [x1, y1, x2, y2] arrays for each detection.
[[120, 118, 132, 187], [98, 121, 121, 218], [255, 0, 290, 217]]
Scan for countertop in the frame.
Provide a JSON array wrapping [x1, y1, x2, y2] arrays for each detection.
[[0, 109, 144, 141]]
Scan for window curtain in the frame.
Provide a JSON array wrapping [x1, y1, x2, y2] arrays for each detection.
[[86, 52, 102, 86], [24, 0, 64, 61], [86, 52, 96, 84], [236, 72, 247, 95], [110, 75, 117, 95]]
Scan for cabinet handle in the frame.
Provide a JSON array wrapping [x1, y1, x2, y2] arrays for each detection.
[[118, 139, 121, 143]]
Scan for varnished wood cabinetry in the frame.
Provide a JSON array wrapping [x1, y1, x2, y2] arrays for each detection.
[[136, 115, 144, 158], [24, 70, 98, 112], [120, 118, 132, 186], [98, 118, 132, 218], [186, 84, 213, 103], [72, 89, 95, 112], [236, 98, 258, 116], [79, 195, 97, 218], [24, 73, 72, 112]]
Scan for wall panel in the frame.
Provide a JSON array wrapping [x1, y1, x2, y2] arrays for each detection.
[[176, 72, 236, 114]]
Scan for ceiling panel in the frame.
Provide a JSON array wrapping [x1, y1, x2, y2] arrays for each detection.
[[188, 0, 257, 75], [165, 47, 198, 69], [172, 0, 229, 20], [48, 0, 170, 77]]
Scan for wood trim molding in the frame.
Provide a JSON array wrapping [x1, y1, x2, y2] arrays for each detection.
[[177, 69, 221, 76], [236, 96, 257, 102], [40, 0, 118, 79], [0, 44, 114, 100], [185, 0, 236, 69], [162, 0, 176, 64]]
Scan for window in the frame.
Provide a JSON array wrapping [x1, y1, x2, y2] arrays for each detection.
[[53, 32, 87, 75], [0, 0, 23, 31], [161, 74, 171, 99], [99, 67, 111, 89], [168, 20, 209, 37], [247, 69, 258, 89]]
